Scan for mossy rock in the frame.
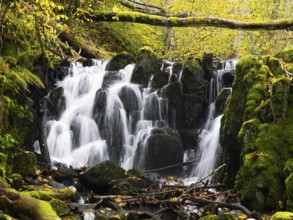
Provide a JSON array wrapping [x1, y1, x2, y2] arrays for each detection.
[[131, 47, 160, 87], [285, 173, 293, 210], [0, 153, 7, 178], [22, 187, 76, 201], [199, 213, 236, 220], [274, 49, 293, 63], [270, 77, 291, 121], [50, 199, 70, 216], [80, 160, 127, 194], [12, 151, 36, 177], [271, 212, 293, 220], [106, 51, 134, 71], [202, 50, 214, 81]]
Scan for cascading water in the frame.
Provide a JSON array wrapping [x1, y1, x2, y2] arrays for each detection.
[[46, 60, 168, 169], [189, 59, 237, 179]]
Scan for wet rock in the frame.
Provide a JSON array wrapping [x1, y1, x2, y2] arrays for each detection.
[[53, 165, 79, 185], [222, 70, 235, 88], [118, 86, 140, 115], [202, 50, 214, 81], [79, 160, 127, 194], [151, 71, 169, 89], [131, 47, 160, 87], [47, 87, 65, 118], [102, 71, 121, 88], [134, 127, 184, 176], [106, 52, 134, 71], [215, 88, 231, 116]]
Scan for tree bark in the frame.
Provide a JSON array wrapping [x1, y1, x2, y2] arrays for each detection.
[[89, 11, 293, 30], [38, 98, 51, 167], [0, 188, 60, 220]]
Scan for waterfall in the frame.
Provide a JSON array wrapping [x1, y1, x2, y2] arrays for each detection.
[[46, 60, 168, 168], [190, 59, 237, 179]]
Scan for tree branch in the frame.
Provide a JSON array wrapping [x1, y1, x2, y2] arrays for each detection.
[[89, 11, 293, 30]]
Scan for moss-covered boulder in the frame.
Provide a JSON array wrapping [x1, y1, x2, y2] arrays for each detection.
[[221, 53, 293, 211], [274, 49, 293, 63], [270, 77, 291, 120], [271, 212, 293, 220], [50, 198, 70, 216], [79, 160, 127, 194], [12, 151, 37, 178], [106, 52, 134, 71], [131, 47, 160, 87]]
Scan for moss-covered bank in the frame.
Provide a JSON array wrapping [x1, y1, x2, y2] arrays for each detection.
[[221, 53, 293, 211]]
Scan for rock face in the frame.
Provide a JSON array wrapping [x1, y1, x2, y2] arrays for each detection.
[[220, 54, 293, 211], [215, 88, 231, 116], [47, 87, 65, 118]]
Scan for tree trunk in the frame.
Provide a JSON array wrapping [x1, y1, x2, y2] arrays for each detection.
[[38, 97, 51, 167], [89, 11, 293, 30], [0, 188, 60, 220], [165, 0, 174, 57]]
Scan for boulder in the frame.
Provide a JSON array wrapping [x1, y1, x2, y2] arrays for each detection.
[[134, 127, 184, 176], [79, 160, 127, 194], [102, 71, 121, 88], [11, 151, 37, 178], [53, 165, 79, 185], [106, 52, 134, 71], [202, 51, 214, 81], [131, 47, 160, 87]]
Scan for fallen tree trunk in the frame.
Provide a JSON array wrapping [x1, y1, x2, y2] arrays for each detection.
[[0, 188, 60, 220], [89, 11, 293, 30]]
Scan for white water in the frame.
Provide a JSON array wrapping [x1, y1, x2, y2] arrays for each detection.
[[190, 59, 237, 179], [46, 60, 167, 168]]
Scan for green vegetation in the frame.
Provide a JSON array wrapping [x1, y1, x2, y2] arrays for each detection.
[[221, 54, 293, 211]]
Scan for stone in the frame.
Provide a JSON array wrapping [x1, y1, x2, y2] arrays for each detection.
[[131, 47, 160, 87], [47, 86, 65, 118], [215, 88, 231, 116], [134, 127, 184, 176], [79, 160, 127, 194], [106, 52, 134, 71], [12, 151, 37, 178], [202, 51, 214, 81]]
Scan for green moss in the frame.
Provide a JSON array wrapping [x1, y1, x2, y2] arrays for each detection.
[[37, 200, 60, 220], [285, 174, 293, 209], [50, 199, 70, 216], [22, 187, 75, 201], [262, 56, 283, 77], [12, 151, 36, 177], [0, 153, 7, 179], [274, 49, 293, 63], [271, 212, 293, 220], [270, 77, 291, 121]]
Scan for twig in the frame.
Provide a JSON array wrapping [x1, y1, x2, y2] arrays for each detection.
[[143, 159, 197, 173]]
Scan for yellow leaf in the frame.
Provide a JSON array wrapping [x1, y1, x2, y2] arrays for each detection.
[[115, 197, 122, 203], [238, 214, 247, 220], [99, 210, 105, 214]]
